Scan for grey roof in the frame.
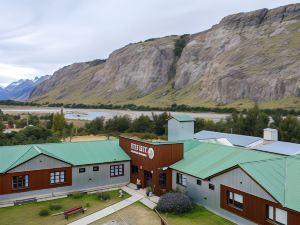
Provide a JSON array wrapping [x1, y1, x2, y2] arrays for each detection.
[[255, 141, 300, 156], [194, 130, 263, 147]]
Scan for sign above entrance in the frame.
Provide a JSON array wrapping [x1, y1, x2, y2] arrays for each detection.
[[131, 143, 155, 159]]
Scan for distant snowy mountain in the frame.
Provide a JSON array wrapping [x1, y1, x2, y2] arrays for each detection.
[[0, 75, 50, 100]]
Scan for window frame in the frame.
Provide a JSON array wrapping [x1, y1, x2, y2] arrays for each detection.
[[110, 164, 124, 177], [50, 171, 65, 184], [131, 165, 139, 174], [196, 179, 202, 186], [79, 168, 86, 173], [176, 173, 187, 187], [93, 166, 99, 172], [209, 183, 215, 191], [266, 205, 287, 225], [227, 191, 244, 210], [12, 175, 29, 190], [159, 173, 167, 188]]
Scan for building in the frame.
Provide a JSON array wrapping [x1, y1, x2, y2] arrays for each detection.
[[0, 140, 130, 201], [167, 115, 195, 141], [170, 140, 300, 225], [0, 118, 300, 225], [194, 130, 264, 148]]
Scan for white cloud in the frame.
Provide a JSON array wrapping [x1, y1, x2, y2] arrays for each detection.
[[0, 0, 298, 85], [0, 63, 39, 87]]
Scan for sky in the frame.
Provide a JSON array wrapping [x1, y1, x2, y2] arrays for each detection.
[[0, 0, 298, 87]]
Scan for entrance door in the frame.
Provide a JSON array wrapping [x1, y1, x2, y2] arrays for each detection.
[[144, 170, 152, 187]]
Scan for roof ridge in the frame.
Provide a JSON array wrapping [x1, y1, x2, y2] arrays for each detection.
[[238, 156, 287, 166], [5, 145, 37, 172], [199, 130, 262, 139]]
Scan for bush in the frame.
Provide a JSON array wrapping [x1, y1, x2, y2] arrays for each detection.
[[49, 203, 62, 211], [85, 202, 91, 208], [156, 192, 192, 214], [39, 209, 50, 217], [97, 192, 111, 201], [69, 192, 85, 199]]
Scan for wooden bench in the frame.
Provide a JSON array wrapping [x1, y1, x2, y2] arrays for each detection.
[[64, 206, 84, 219], [14, 198, 37, 206]]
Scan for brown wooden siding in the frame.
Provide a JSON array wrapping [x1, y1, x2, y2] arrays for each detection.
[[220, 185, 300, 225], [120, 136, 183, 195], [0, 167, 72, 195]]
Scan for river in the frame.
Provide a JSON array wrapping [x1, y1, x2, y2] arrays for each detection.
[[0, 107, 229, 122]]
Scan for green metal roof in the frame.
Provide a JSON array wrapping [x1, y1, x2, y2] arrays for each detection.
[[171, 140, 300, 212], [240, 156, 300, 212], [171, 141, 283, 179], [0, 140, 130, 173], [170, 115, 194, 122]]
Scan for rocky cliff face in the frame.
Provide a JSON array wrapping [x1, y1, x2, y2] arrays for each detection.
[[30, 4, 300, 107]]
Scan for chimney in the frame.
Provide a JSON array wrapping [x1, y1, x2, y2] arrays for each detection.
[[263, 128, 278, 141]]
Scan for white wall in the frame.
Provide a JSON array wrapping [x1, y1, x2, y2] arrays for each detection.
[[172, 168, 275, 225], [9, 154, 70, 173], [72, 162, 130, 189], [168, 119, 194, 141]]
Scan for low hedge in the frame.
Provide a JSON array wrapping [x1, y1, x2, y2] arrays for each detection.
[[156, 192, 192, 214]]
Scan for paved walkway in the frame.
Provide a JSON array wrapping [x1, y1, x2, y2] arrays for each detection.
[[68, 185, 159, 225]]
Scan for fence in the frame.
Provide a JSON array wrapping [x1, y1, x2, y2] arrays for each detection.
[[154, 208, 168, 225]]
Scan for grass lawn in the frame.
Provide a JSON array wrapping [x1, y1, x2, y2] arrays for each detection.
[[0, 190, 130, 225], [161, 204, 235, 225], [90, 202, 161, 225]]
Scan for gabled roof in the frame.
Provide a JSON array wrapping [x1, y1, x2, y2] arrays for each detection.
[[240, 155, 300, 212], [0, 140, 130, 173], [171, 140, 300, 212], [170, 141, 282, 179], [169, 115, 195, 122], [4, 146, 70, 172], [194, 130, 263, 147]]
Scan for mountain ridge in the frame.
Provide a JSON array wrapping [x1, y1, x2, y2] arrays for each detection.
[[28, 3, 300, 108], [0, 76, 50, 101]]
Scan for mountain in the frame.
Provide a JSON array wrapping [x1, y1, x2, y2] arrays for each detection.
[[30, 4, 300, 109], [0, 87, 9, 100], [0, 76, 50, 101]]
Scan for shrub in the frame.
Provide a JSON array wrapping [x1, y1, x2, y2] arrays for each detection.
[[156, 192, 192, 214], [49, 203, 62, 211], [85, 202, 91, 208], [97, 192, 111, 201], [69, 192, 85, 199], [39, 209, 50, 217]]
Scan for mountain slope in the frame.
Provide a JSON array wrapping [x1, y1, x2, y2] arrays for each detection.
[[30, 4, 300, 108]]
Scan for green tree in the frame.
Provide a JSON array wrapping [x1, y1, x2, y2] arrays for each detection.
[[152, 112, 170, 135], [105, 115, 131, 132], [0, 121, 4, 132], [130, 115, 152, 133], [85, 117, 105, 134], [52, 110, 66, 138], [278, 116, 300, 143]]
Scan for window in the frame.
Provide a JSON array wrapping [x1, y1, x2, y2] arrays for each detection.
[[110, 164, 124, 177], [228, 191, 243, 210], [176, 173, 187, 186], [131, 165, 138, 174], [12, 175, 29, 189], [159, 173, 167, 188], [209, 183, 215, 191], [93, 166, 99, 171], [267, 205, 287, 225], [197, 179, 202, 186], [79, 168, 86, 173], [50, 171, 65, 184]]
